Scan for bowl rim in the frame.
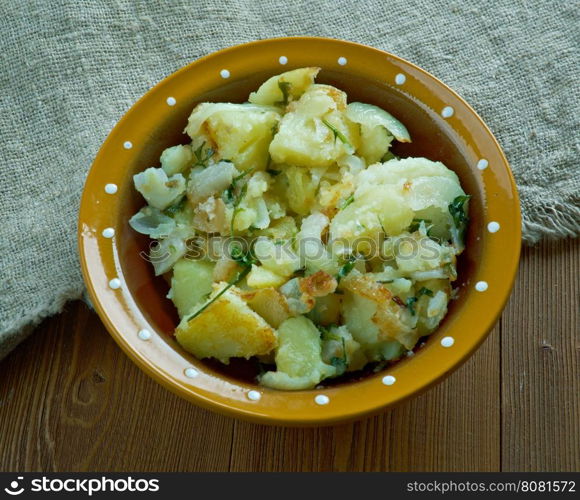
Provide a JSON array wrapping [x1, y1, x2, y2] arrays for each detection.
[[78, 36, 521, 426]]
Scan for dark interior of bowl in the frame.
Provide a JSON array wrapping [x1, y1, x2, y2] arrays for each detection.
[[118, 69, 484, 387]]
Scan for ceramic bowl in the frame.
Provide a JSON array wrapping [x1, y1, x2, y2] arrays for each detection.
[[78, 37, 521, 425]]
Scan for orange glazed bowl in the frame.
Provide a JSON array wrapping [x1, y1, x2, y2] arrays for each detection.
[[78, 37, 520, 426]]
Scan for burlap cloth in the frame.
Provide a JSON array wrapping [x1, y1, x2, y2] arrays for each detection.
[[1, 0, 578, 360]]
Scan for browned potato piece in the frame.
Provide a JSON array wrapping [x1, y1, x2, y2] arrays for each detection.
[[242, 288, 292, 328], [175, 286, 277, 363], [341, 271, 416, 349]]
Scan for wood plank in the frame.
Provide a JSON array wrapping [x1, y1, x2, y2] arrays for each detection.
[[0, 302, 234, 472], [501, 238, 580, 471]]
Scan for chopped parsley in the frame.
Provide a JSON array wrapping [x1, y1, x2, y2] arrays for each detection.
[[322, 118, 352, 149], [417, 287, 434, 298], [330, 338, 348, 373], [192, 142, 214, 168], [223, 168, 254, 235], [336, 254, 357, 282], [317, 324, 337, 338], [185, 266, 252, 322], [406, 296, 418, 315], [380, 150, 400, 162], [230, 241, 257, 268], [377, 216, 388, 235], [340, 194, 355, 210], [184, 242, 256, 322], [229, 184, 247, 235], [449, 195, 471, 228], [163, 196, 186, 217], [276, 81, 292, 106], [408, 218, 432, 233], [448, 195, 471, 244]]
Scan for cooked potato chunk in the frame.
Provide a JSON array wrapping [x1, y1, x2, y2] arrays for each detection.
[[340, 271, 417, 350], [269, 85, 358, 168], [249, 67, 320, 106], [188, 161, 239, 206], [285, 165, 319, 215], [357, 157, 465, 237], [185, 103, 280, 171], [382, 231, 455, 275], [308, 293, 341, 326], [160, 144, 194, 176], [253, 237, 301, 277], [414, 279, 451, 335], [192, 195, 230, 234], [321, 325, 367, 374], [231, 171, 272, 231], [175, 285, 277, 364], [171, 259, 215, 318], [247, 264, 288, 289], [330, 184, 414, 249], [297, 212, 339, 275], [357, 124, 393, 165], [149, 225, 194, 276], [242, 287, 291, 328], [134, 168, 186, 210], [256, 216, 297, 240], [260, 316, 336, 390]]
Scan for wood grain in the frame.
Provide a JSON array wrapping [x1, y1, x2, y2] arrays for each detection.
[[0, 238, 577, 472], [501, 239, 579, 471]]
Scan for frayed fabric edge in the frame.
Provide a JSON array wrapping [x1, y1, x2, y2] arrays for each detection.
[[522, 202, 580, 245], [0, 285, 84, 362]]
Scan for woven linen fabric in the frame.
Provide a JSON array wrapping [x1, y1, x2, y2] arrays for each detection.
[[1, 0, 578, 360]]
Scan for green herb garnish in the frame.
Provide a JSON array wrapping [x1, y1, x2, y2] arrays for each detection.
[[449, 195, 470, 228], [330, 338, 348, 373], [340, 194, 355, 210], [322, 118, 352, 149], [163, 196, 186, 217], [408, 218, 432, 233], [317, 324, 335, 338], [417, 287, 433, 298], [184, 242, 256, 322], [337, 254, 357, 282], [185, 266, 252, 322], [229, 183, 247, 235], [232, 167, 255, 186], [406, 296, 418, 315], [448, 195, 470, 249], [380, 151, 400, 162], [193, 142, 214, 168], [230, 241, 257, 268], [377, 216, 388, 235], [276, 81, 292, 106], [224, 168, 254, 234]]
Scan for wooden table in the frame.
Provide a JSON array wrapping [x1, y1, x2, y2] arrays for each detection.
[[1, 239, 578, 472]]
